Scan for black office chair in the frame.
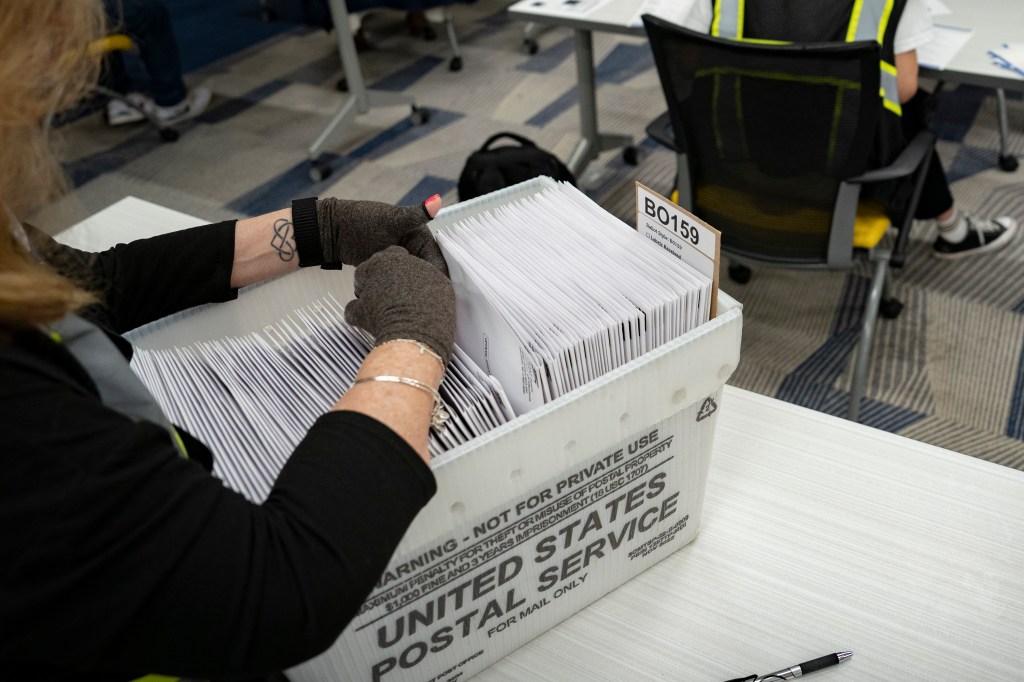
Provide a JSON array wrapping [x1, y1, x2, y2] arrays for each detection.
[[261, 0, 466, 71], [642, 15, 934, 422]]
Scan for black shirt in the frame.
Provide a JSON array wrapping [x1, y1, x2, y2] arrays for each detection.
[[0, 222, 436, 680]]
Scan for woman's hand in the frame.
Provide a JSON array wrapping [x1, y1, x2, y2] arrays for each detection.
[[344, 246, 455, 365], [230, 195, 446, 289], [317, 195, 447, 273], [340, 246, 455, 459]]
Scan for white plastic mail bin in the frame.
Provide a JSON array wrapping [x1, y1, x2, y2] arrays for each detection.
[[127, 180, 743, 682], [289, 177, 742, 681], [287, 283, 742, 682]]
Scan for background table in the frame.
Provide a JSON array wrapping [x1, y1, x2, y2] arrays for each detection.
[[56, 196, 201, 251], [919, 0, 1024, 171], [508, 0, 647, 184], [919, 0, 1024, 90]]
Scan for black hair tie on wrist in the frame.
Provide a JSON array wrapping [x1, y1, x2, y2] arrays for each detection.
[[292, 197, 341, 269]]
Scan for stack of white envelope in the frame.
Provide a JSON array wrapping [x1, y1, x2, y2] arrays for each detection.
[[130, 180, 712, 499], [433, 181, 712, 415], [132, 295, 515, 502]]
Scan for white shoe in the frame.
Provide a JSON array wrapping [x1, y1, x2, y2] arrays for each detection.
[[152, 87, 211, 124], [105, 92, 149, 126]]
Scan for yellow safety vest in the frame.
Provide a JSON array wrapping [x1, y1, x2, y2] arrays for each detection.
[[710, 0, 905, 116]]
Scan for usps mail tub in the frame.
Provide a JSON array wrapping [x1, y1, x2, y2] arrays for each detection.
[[124, 183, 743, 682], [287, 233, 743, 682]]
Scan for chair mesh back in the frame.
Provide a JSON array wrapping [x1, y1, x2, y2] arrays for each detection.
[[644, 17, 880, 264], [743, 0, 853, 43]]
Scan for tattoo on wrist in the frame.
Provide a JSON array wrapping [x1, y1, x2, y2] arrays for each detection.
[[271, 218, 296, 262]]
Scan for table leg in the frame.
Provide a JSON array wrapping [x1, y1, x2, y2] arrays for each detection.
[[567, 29, 633, 186], [308, 0, 417, 169], [996, 89, 1019, 172]]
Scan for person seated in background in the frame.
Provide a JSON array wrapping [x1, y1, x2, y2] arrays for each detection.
[[2, 2, 455, 680], [682, 0, 1017, 260], [102, 0, 211, 126]]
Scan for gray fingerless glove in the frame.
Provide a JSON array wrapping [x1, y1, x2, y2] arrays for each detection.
[[344, 246, 456, 365], [398, 224, 449, 276], [317, 197, 437, 266]]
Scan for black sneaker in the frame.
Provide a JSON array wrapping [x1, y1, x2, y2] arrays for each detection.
[[933, 215, 1018, 260]]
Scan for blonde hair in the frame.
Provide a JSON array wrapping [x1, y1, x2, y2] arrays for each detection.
[[0, 0, 107, 329]]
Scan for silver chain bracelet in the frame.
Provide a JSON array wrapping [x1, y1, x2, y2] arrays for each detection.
[[353, 375, 449, 429]]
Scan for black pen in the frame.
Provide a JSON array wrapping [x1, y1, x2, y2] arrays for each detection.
[[726, 651, 853, 682]]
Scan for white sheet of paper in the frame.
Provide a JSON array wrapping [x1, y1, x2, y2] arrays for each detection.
[[918, 24, 974, 70]]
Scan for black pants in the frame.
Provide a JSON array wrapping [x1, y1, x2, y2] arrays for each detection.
[[102, 0, 188, 107], [901, 89, 955, 220]]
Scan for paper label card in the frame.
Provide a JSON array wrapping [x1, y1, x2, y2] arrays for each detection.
[[918, 24, 973, 70], [635, 182, 720, 318]]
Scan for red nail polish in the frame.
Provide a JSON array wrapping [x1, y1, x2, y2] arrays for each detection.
[[423, 194, 442, 218]]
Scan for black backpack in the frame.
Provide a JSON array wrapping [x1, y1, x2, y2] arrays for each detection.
[[458, 132, 576, 201]]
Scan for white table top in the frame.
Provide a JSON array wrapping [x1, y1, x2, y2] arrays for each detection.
[[478, 386, 1024, 681], [508, 0, 1024, 90], [55, 196, 206, 251], [508, 0, 645, 37], [922, 0, 1024, 89], [64, 200, 1024, 680]]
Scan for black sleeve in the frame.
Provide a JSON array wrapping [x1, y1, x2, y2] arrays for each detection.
[[0, 359, 436, 680], [89, 220, 240, 332], [30, 220, 240, 333]]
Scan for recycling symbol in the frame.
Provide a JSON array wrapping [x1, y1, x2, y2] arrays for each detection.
[[696, 396, 718, 422]]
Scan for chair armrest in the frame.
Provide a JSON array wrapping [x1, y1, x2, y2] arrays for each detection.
[[645, 111, 682, 153], [846, 129, 936, 183]]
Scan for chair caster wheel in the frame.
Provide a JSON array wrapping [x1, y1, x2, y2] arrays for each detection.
[[261, 7, 277, 21], [336, 78, 348, 92], [410, 106, 430, 125], [449, 56, 463, 72], [999, 154, 1019, 172], [159, 127, 179, 142], [309, 160, 332, 182], [524, 38, 539, 55], [728, 264, 752, 284], [622, 146, 640, 166], [422, 25, 437, 41], [880, 297, 903, 319]]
